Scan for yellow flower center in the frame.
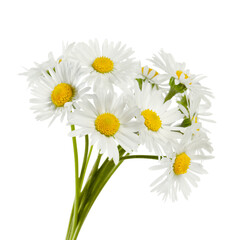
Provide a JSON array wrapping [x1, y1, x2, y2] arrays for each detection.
[[51, 83, 73, 107], [92, 56, 114, 73], [176, 70, 189, 79], [173, 153, 191, 175], [141, 109, 162, 132], [142, 67, 159, 78], [95, 113, 120, 137]]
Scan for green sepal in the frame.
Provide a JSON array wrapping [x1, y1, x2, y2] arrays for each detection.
[[177, 95, 188, 109], [46, 67, 56, 76], [136, 78, 143, 90], [175, 83, 187, 93], [46, 69, 51, 76], [164, 77, 187, 102], [135, 78, 160, 91], [180, 117, 192, 128], [169, 76, 175, 87]]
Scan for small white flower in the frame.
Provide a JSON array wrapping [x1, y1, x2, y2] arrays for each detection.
[[139, 65, 167, 86], [178, 95, 214, 149], [150, 49, 213, 98], [151, 136, 213, 201], [68, 91, 142, 164], [30, 61, 89, 125], [150, 49, 187, 83], [132, 81, 183, 156], [182, 74, 213, 99], [71, 39, 138, 91], [22, 42, 75, 86]]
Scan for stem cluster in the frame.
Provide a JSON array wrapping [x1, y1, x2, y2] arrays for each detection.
[[66, 126, 158, 240]]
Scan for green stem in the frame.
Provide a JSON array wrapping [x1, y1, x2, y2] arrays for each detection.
[[78, 135, 89, 192], [65, 203, 74, 240], [72, 159, 120, 240], [71, 153, 150, 239], [71, 153, 159, 239], [70, 125, 80, 238], [77, 149, 125, 215], [78, 153, 102, 212], [66, 146, 93, 240], [120, 154, 159, 161], [89, 152, 102, 177], [87, 146, 93, 162]]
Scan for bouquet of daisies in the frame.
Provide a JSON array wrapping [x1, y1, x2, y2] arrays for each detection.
[[22, 39, 214, 240]]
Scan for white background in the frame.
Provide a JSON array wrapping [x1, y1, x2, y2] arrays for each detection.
[[0, 0, 239, 239]]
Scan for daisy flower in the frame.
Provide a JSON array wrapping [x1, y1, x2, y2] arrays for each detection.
[[71, 39, 138, 91], [150, 49, 187, 83], [177, 94, 214, 154], [150, 136, 213, 201], [178, 95, 214, 130], [140, 65, 168, 85], [30, 61, 89, 125], [135, 65, 169, 93], [68, 91, 143, 164], [150, 49, 213, 98], [132, 81, 183, 156], [22, 42, 75, 86]]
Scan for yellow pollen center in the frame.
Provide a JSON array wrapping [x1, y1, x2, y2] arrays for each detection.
[[58, 59, 62, 63], [176, 70, 189, 79], [141, 109, 162, 132], [173, 153, 191, 175], [142, 67, 159, 78], [51, 83, 73, 107], [92, 56, 114, 73], [95, 113, 120, 137]]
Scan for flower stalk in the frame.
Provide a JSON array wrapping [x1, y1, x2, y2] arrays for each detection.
[[70, 125, 80, 238]]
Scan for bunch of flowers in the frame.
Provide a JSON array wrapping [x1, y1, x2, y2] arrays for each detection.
[[22, 40, 214, 239]]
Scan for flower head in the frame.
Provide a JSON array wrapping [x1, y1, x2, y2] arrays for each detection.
[[150, 49, 213, 98], [22, 43, 75, 87], [30, 61, 89, 125], [71, 39, 138, 91], [68, 91, 143, 164], [132, 81, 183, 156], [178, 94, 214, 153], [150, 136, 213, 201]]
